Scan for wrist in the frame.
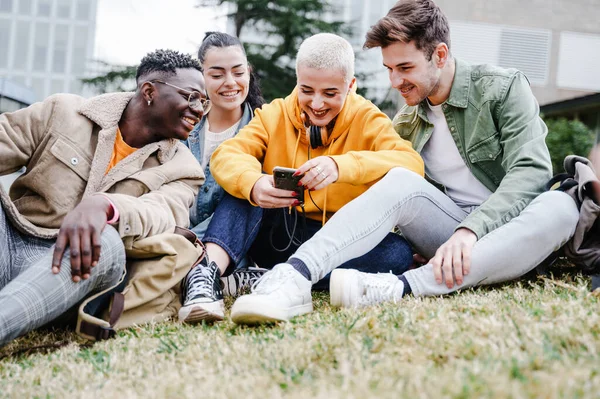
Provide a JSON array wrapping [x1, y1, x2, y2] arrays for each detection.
[[456, 227, 477, 241], [95, 194, 119, 224]]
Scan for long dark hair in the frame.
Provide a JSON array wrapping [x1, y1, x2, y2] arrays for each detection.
[[198, 31, 265, 110]]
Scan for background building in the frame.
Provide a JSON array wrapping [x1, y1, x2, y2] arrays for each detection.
[[230, 0, 600, 128], [0, 77, 36, 113], [0, 0, 98, 102]]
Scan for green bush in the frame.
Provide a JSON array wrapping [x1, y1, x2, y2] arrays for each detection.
[[544, 117, 596, 174]]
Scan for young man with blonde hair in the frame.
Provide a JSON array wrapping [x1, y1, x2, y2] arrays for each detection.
[[178, 33, 424, 324], [232, 0, 579, 317]]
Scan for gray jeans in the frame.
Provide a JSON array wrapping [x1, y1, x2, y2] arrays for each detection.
[[0, 206, 125, 346], [292, 168, 579, 296]]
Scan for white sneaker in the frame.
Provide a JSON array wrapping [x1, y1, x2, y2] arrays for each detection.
[[230, 263, 313, 325], [330, 269, 404, 308]]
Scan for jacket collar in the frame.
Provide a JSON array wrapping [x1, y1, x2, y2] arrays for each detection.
[[79, 92, 179, 196], [78, 92, 135, 129], [445, 58, 471, 109]]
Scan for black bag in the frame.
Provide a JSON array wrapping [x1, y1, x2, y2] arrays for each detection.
[[546, 155, 600, 291]]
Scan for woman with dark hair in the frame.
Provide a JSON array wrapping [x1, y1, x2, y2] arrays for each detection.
[[182, 32, 265, 323]]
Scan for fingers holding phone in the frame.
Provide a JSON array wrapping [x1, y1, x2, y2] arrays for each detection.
[[296, 156, 339, 191], [250, 175, 301, 209]]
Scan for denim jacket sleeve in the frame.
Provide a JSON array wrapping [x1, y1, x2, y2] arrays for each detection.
[[458, 72, 552, 238]]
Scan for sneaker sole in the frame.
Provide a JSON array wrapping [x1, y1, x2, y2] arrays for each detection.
[[178, 301, 225, 324], [330, 269, 358, 308], [230, 300, 313, 325]]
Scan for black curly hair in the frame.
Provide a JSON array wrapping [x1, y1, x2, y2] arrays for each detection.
[[198, 32, 265, 110], [136, 49, 202, 83]]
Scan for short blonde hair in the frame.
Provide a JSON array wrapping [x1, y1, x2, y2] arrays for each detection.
[[295, 33, 355, 82]]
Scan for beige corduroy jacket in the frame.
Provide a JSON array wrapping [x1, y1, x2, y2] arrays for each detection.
[[0, 92, 204, 249]]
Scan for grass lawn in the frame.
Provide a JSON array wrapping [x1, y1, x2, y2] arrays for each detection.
[[1, 261, 599, 399]]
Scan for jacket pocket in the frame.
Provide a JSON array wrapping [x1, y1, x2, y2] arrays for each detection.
[[107, 170, 164, 198], [33, 138, 91, 207], [467, 134, 505, 186], [468, 134, 502, 163], [127, 170, 166, 192]]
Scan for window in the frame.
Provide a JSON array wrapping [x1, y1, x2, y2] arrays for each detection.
[[33, 23, 50, 72], [350, 0, 363, 46], [557, 32, 600, 92], [37, 0, 51, 17], [0, 0, 13, 13], [18, 0, 31, 14], [71, 26, 88, 75], [50, 79, 65, 95], [70, 78, 82, 95], [52, 24, 69, 73], [75, 0, 89, 20], [13, 21, 31, 69], [57, 0, 72, 18], [32, 77, 46, 101], [0, 18, 11, 68]]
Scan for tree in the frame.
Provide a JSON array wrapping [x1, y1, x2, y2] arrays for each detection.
[[544, 116, 596, 174], [197, 0, 349, 101], [81, 60, 137, 94]]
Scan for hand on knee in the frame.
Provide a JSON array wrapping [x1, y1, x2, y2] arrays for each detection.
[[431, 228, 477, 288]]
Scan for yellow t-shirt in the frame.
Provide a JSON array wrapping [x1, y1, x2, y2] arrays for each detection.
[[105, 127, 138, 174]]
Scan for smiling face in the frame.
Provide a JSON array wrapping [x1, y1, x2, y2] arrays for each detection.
[[147, 68, 206, 141], [203, 46, 250, 113], [382, 41, 443, 106], [296, 65, 354, 127]]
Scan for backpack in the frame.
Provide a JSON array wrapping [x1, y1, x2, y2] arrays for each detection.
[[76, 227, 205, 341], [546, 155, 600, 291]]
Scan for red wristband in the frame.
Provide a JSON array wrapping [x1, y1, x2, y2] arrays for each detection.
[[97, 194, 119, 224]]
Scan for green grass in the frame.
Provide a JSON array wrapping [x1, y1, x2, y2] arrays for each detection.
[[1, 265, 599, 398]]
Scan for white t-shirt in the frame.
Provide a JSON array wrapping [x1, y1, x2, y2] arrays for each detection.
[[201, 119, 241, 170], [421, 101, 492, 208]]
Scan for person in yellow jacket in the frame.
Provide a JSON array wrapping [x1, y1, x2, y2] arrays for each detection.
[[178, 33, 424, 325]]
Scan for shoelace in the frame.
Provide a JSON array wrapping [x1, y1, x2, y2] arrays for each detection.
[[358, 274, 400, 306], [233, 268, 266, 290], [186, 263, 217, 299], [251, 266, 294, 295]]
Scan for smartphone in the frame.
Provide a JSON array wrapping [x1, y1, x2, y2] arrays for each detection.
[[273, 166, 304, 203]]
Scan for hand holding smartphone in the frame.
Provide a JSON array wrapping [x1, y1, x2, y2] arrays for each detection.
[[273, 166, 305, 203]]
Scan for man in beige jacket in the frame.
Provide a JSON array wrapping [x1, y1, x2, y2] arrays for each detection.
[[0, 49, 206, 346]]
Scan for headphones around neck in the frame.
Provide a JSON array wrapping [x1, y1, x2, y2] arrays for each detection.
[[301, 111, 328, 149]]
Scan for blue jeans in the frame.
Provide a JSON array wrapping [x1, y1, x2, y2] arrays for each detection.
[[203, 193, 413, 291]]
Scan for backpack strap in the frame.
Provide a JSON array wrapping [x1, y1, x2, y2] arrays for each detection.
[[75, 226, 205, 341], [76, 269, 127, 341], [546, 172, 575, 192]]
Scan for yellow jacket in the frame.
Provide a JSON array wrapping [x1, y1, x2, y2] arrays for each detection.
[[210, 87, 424, 222]]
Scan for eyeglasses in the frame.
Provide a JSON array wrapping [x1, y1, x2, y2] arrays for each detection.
[[151, 80, 211, 113]]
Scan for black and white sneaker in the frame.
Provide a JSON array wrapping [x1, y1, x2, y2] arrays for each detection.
[[178, 257, 224, 323], [221, 266, 269, 297]]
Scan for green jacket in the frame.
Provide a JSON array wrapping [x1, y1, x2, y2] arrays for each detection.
[[393, 58, 552, 239]]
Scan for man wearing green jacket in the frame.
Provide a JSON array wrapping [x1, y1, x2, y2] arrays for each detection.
[[231, 0, 579, 317]]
